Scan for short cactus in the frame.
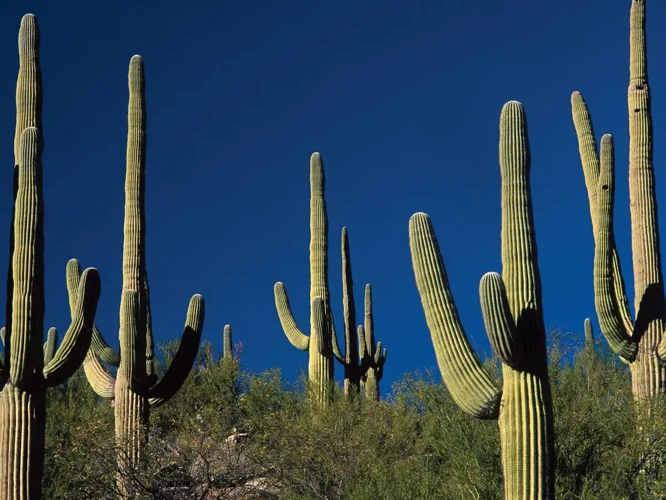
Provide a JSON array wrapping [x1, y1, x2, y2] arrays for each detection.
[[584, 318, 595, 352], [75, 55, 204, 496], [357, 285, 386, 401], [334, 228, 387, 399], [223, 324, 233, 359], [274, 153, 335, 405], [409, 102, 554, 499], [571, 0, 665, 398]]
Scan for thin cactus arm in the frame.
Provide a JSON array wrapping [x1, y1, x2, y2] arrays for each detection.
[[43, 268, 101, 387], [143, 273, 157, 384], [594, 135, 638, 361], [66, 259, 120, 366], [409, 213, 501, 419], [65, 259, 116, 398], [43, 327, 57, 365], [148, 294, 205, 407], [338, 226, 358, 372], [83, 352, 115, 399], [274, 281, 310, 350], [312, 297, 327, 356], [479, 272, 523, 370], [571, 92, 635, 337]]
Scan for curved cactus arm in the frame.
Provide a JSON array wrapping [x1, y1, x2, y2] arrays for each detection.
[[479, 272, 522, 370], [43, 327, 57, 365], [594, 135, 638, 361], [144, 273, 156, 383], [312, 297, 327, 356], [10, 127, 43, 389], [44, 268, 101, 387], [0, 327, 5, 347], [148, 294, 204, 407], [83, 351, 115, 399], [274, 282, 309, 351], [571, 92, 634, 337], [66, 259, 120, 366], [409, 212, 501, 419]]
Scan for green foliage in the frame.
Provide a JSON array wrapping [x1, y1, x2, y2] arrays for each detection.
[[41, 333, 666, 499]]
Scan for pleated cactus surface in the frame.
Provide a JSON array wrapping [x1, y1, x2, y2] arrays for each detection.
[[410, 102, 554, 499]]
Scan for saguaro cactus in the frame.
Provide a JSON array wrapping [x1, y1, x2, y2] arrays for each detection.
[[0, 128, 101, 500], [571, 0, 665, 398], [76, 55, 204, 496], [584, 318, 595, 352], [409, 102, 554, 499], [358, 285, 386, 401], [223, 324, 233, 359], [274, 153, 335, 405]]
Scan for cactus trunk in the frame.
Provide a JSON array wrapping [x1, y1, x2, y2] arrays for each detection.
[[572, 0, 666, 398], [410, 101, 554, 499]]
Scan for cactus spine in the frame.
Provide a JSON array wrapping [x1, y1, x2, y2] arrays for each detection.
[[571, 0, 665, 398], [0, 17, 102, 500], [409, 102, 554, 499], [77, 55, 204, 496], [274, 153, 335, 405]]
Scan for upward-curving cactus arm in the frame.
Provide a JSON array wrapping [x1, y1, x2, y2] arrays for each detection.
[[409, 213, 501, 419], [595, 135, 638, 361], [571, 93, 635, 343], [410, 102, 554, 499], [147, 295, 205, 407], [43, 268, 100, 387], [274, 282, 310, 350], [43, 327, 57, 365]]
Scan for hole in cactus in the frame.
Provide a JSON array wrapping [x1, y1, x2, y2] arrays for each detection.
[[602, 185, 609, 190], [634, 108, 640, 113]]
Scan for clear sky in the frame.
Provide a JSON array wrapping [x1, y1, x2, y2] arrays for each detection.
[[0, 1, 665, 396]]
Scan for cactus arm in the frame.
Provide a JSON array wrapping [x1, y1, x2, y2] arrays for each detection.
[[143, 272, 156, 384], [223, 324, 233, 359], [274, 282, 309, 350], [43, 268, 101, 387], [148, 294, 204, 407], [594, 135, 638, 361], [339, 227, 358, 374], [10, 127, 44, 389], [66, 259, 120, 366], [43, 327, 57, 365], [571, 92, 635, 337], [312, 297, 327, 356], [83, 352, 115, 399], [479, 272, 522, 370], [0, 327, 4, 347], [409, 213, 501, 419]]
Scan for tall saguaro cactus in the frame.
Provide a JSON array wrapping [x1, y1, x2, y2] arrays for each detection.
[[0, 16, 102, 500], [76, 55, 205, 496], [0, 128, 101, 500], [410, 102, 554, 499], [274, 153, 335, 405], [571, 0, 665, 398]]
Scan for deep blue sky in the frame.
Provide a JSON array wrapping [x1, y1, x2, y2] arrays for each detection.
[[0, 1, 665, 396]]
